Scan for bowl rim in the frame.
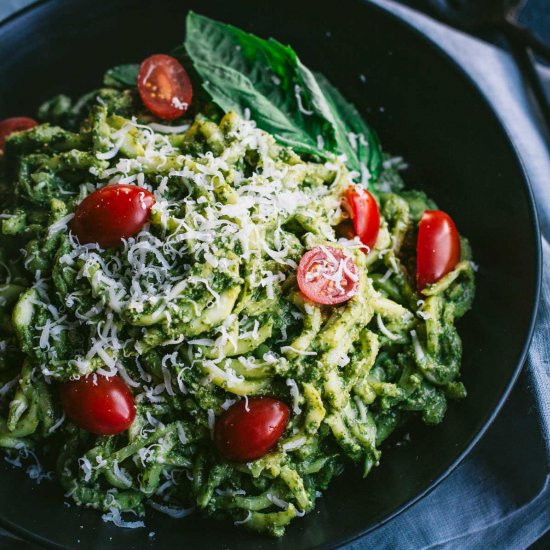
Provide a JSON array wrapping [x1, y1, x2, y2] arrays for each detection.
[[0, 0, 542, 548]]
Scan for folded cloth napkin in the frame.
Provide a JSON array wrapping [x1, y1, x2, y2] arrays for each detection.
[[0, 0, 35, 21], [346, 1, 550, 549], [0, 1, 549, 548]]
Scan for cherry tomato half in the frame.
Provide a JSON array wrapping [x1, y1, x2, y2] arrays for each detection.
[[71, 184, 155, 248], [59, 374, 136, 435], [416, 210, 461, 290], [214, 397, 290, 462], [138, 54, 193, 120], [297, 246, 359, 305], [0, 117, 37, 153], [343, 185, 380, 252]]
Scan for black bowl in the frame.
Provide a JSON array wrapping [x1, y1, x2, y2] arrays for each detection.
[[0, 0, 541, 548]]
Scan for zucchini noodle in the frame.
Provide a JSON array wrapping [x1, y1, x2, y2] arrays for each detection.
[[0, 84, 475, 537]]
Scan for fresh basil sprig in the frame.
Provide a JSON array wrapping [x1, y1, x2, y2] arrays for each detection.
[[103, 64, 140, 89], [184, 12, 382, 179], [314, 72, 382, 180], [99, 14, 383, 180]]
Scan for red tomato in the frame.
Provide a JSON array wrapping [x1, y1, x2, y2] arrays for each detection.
[[297, 246, 359, 305], [343, 185, 380, 252], [59, 374, 136, 435], [138, 54, 193, 120], [71, 184, 155, 248], [416, 210, 461, 290], [0, 117, 37, 153], [214, 397, 290, 462]]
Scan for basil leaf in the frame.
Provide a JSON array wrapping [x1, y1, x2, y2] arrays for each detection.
[[184, 12, 382, 178], [103, 64, 140, 89], [314, 72, 382, 180], [185, 12, 336, 158]]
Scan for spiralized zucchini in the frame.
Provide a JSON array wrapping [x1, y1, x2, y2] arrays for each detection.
[[0, 85, 475, 537]]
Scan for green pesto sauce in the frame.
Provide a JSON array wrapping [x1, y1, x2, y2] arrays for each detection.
[[0, 82, 475, 537]]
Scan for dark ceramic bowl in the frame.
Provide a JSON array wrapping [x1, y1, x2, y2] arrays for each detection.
[[0, 0, 541, 548]]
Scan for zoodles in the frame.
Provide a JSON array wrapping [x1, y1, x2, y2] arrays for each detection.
[[0, 12, 475, 538]]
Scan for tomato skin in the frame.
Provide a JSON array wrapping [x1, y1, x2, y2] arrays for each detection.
[[71, 184, 155, 248], [59, 375, 136, 435], [297, 246, 359, 305], [416, 210, 461, 290], [138, 54, 193, 120], [0, 117, 38, 152], [214, 398, 290, 462], [343, 185, 380, 252]]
